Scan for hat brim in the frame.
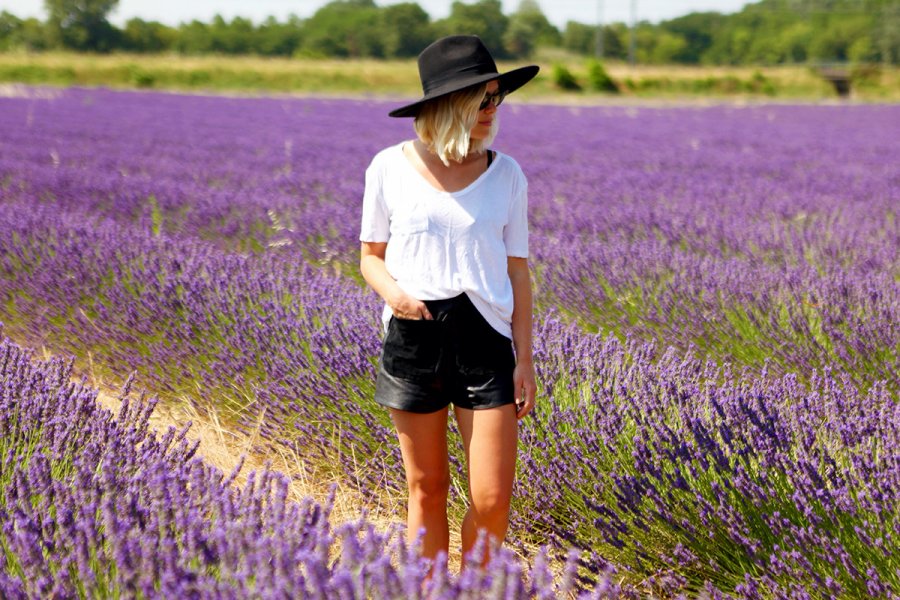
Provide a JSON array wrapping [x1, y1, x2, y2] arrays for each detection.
[[388, 65, 539, 118]]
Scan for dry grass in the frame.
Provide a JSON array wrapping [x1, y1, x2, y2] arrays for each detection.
[[3, 50, 896, 101], [72, 350, 398, 531], [41, 345, 484, 572], [0, 82, 63, 99]]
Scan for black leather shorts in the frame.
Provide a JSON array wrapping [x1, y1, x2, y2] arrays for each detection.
[[374, 293, 515, 414]]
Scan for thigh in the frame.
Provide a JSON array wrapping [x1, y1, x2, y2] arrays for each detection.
[[390, 406, 451, 488], [453, 404, 518, 499]]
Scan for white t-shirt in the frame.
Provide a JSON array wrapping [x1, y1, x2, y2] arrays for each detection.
[[359, 141, 529, 339]]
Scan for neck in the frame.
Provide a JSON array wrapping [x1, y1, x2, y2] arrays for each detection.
[[417, 140, 483, 166]]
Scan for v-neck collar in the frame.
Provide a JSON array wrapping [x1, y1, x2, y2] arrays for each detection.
[[398, 142, 499, 196]]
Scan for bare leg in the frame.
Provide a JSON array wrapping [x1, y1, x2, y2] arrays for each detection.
[[453, 403, 518, 567], [389, 406, 451, 561]]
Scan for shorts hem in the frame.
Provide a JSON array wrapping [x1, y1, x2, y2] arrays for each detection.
[[451, 397, 516, 411], [374, 395, 450, 414]]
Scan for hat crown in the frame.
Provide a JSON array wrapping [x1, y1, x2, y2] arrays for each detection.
[[417, 36, 498, 96], [388, 35, 538, 118]]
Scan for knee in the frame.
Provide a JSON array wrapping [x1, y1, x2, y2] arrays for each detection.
[[471, 488, 512, 523], [409, 470, 450, 508]]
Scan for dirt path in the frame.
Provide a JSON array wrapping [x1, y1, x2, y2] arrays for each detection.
[[25, 340, 521, 572], [87, 376, 402, 530]]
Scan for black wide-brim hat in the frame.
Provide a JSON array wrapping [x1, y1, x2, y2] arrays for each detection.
[[388, 35, 539, 118]]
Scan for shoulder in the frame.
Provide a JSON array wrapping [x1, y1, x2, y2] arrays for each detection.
[[367, 142, 406, 173], [492, 151, 528, 188]]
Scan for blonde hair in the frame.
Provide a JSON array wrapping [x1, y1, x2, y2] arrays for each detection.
[[414, 83, 499, 166]]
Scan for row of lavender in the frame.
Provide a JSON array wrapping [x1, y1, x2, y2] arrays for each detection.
[[0, 202, 410, 499], [1, 88, 898, 594], [2, 89, 896, 388], [1, 198, 898, 595], [0, 332, 596, 598]]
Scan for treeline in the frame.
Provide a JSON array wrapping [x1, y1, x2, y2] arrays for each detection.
[[1, 0, 898, 65]]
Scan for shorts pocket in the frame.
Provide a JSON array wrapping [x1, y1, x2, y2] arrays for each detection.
[[383, 317, 441, 380]]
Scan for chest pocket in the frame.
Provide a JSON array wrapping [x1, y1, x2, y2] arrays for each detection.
[[391, 201, 429, 235]]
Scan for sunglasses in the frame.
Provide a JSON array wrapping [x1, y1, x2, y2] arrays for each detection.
[[479, 89, 507, 110]]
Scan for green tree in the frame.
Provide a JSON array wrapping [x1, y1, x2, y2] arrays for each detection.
[[44, 0, 119, 51], [847, 34, 877, 62], [647, 30, 689, 64], [380, 3, 432, 58], [257, 15, 304, 57], [697, 0, 896, 65], [121, 18, 175, 53], [562, 21, 594, 54], [776, 21, 814, 63], [603, 23, 628, 59], [659, 12, 726, 63], [873, 1, 900, 64], [434, 0, 509, 58], [208, 15, 255, 54], [633, 23, 682, 64], [705, 25, 753, 64], [0, 11, 22, 50], [176, 20, 214, 54], [503, 0, 560, 58], [19, 18, 52, 50], [302, 0, 384, 58], [808, 15, 872, 62], [562, 21, 626, 59]]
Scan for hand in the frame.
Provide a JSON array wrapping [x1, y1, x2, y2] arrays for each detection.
[[389, 292, 433, 320], [512, 360, 536, 419]]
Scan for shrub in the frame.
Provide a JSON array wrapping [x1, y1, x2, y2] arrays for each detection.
[[552, 63, 581, 91], [586, 59, 618, 93], [749, 70, 776, 95], [128, 65, 156, 88], [851, 63, 881, 87]]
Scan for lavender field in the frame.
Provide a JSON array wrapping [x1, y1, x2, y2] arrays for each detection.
[[1, 86, 898, 597]]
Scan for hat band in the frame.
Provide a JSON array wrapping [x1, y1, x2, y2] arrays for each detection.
[[422, 63, 497, 96]]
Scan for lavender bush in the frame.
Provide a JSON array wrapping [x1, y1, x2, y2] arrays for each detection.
[[0, 331, 612, 598], [1, 87, 898, 596], [2, 89, 896, 388], [0, 202, 400, 491], [524, 318, 900, 596]]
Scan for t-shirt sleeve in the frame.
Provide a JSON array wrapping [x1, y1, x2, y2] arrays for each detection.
[[504, 170, 529, 258], [359, 158, 390, 243]]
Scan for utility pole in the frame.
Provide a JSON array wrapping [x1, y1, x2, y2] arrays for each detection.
[[595, 0, 604, 59], [882, 2, 899, 66], [628, 0, 637, 66]]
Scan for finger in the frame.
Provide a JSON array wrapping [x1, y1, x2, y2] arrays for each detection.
[[516, 400, 532, 420], [514, 391, 527, 413], [395, 299, 428, 320], [515, 381, 531, 400], [515, 387, 535, 419]]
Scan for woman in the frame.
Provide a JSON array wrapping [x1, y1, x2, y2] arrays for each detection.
[[359, 35, 538, 567]]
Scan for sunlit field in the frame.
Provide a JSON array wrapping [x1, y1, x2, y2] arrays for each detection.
[[1, 86, 898, 597], [2, 51, 898, 100]]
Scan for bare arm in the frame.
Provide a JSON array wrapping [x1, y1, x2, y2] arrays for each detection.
[[360, 242, 433, 320], [508, 256, 536, 418]]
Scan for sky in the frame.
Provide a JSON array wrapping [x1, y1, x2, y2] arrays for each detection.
[[5, 0, 755, 29]]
